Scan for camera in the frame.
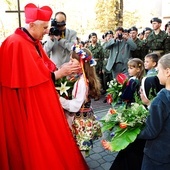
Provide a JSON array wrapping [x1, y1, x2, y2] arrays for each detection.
[[49, 19, 66, 36], [118, 33, 123, 40]]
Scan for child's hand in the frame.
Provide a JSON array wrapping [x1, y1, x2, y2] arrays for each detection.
[[139, 87, 150, 106]]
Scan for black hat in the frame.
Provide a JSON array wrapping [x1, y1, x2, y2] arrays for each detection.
[[141, 76, 164, 100], [138, 32, 144, 36], [143, 27, 152, 33], [129, 26, 138, 32], [166, 21, 170, 26], [89, 32, 97, 39], [150, 17, 162, 24], [115, 27, 124, 32], [79, 41, 85, 46], [102, 34, 105, 39], [124, 29, 130, 33], [105, 30, 113, 37], [84, 40, 89, 43], [165, 21, 170, 31]]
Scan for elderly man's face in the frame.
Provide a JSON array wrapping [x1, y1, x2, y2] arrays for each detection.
[[31, 21, 50, 40]]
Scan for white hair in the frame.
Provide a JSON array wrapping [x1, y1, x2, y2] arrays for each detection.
[[24, 20, 47, 29]]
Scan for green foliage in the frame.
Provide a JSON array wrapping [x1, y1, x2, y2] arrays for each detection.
[[100, 102, 149, 151], [110, 127, 140, 151]]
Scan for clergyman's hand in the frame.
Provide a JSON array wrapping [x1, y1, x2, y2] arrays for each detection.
[[54, 62, 81, 80]]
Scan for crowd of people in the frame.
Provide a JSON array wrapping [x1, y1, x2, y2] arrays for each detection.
[[0, 2, 170, 170]]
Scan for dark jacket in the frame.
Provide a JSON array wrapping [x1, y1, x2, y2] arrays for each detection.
[[139, 88, 170, 163]]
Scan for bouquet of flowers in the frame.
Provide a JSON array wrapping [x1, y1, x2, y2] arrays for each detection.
[[106, 73, 128, 105], [100, 102, 149, 151], [100, 73, 149, 152], [55, 75, 77, 99]]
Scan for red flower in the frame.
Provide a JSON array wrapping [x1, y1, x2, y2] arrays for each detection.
[[110, 108, 116, 114], [106, 94, 113, 104], [116, 73, 128, 85], [101, 140, 112, 151], [86, 121, 92, 127], [119, 122, 127, 129]]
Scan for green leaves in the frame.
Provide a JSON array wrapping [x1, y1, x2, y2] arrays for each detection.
[[110, 127, 141, 151], [100, 103, 149, 152]]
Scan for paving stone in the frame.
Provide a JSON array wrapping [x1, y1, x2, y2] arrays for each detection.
[[97, 158, 106, 164], [101, 162, 113, 170], [85, 95, 118, 170], [87, 160, 100, 169], [92, 146, 105, 153]]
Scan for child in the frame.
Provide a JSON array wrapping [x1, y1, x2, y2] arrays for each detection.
[[144, 53, 159, 77], [59, 46, 102, 157], [138, 53, 170, 170], [140, 75, 164, 107], [120, 58, 145, 104], [109, 58, 145, 170]]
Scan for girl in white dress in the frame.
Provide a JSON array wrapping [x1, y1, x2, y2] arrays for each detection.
[[59, 45, 102, 157]]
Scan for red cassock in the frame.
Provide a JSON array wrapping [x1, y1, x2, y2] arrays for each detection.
[[0, 28, 89, 170]]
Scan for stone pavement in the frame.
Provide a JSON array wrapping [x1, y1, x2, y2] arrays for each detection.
[[85, 95, 118, 170]]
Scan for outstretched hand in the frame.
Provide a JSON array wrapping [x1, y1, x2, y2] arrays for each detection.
[[54, 62, 81, 80], [61, 61, 81, 75]]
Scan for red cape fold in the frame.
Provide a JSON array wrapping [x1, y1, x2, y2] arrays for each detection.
[[0, 28, 57, 88], [0, 28, 89, 170]]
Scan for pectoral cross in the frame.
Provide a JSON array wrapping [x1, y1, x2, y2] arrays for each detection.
[[5, 0, 24, 27]]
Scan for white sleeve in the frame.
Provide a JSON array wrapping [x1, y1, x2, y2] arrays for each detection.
[[59, 76, 87, 112]]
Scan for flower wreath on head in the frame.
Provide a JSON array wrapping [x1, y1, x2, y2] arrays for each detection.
[[55, 45, 97, 99], [71, 44, 96, 67]]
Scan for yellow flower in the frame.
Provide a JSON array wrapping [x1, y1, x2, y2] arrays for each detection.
[[55, 82, 70, 96]]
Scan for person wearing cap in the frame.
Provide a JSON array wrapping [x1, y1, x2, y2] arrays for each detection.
[[165, 21, 170, 35], [84, 40, 90, 48], [141, 27, 153, 57], [88, 32, 104, 100], [105, 26, 137, 79], [164, 21, 170, 54], [143, 27, 152, 40], [129, 26, 145, 61], [44, 11, 77, 68], [144, 17, 170, 56], [102, 30, 113, 98], [0, 3, 88, 170], [138, 32, 144, 40]]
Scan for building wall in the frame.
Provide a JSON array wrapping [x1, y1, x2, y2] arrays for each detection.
[[162, 0, 170, 27]]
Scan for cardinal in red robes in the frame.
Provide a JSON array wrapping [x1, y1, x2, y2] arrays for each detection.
[[0, 3, 89, 170]]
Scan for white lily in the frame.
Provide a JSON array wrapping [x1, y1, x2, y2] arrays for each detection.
[[55, 81, 71, 96]]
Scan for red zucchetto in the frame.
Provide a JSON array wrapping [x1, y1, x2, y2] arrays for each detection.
[[24, 3, 53, 23]]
